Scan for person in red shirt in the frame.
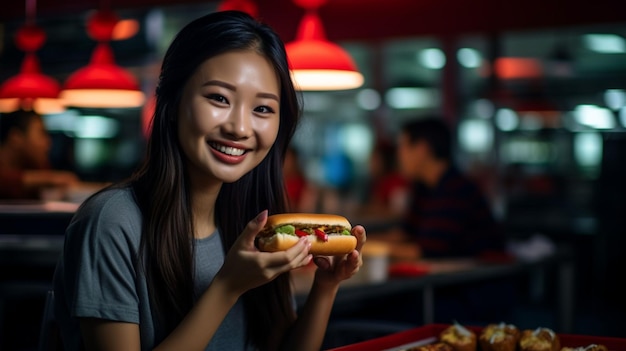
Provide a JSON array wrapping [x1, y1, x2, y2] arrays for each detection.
[[359, 141, 409, 219], [0, 109, 79, 199]]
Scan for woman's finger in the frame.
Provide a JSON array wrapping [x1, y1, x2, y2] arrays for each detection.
[[313, 256, 331, 270], [259, 237, 312, 269], [240, 210, 268, 249], [352, 225, 367, 253]]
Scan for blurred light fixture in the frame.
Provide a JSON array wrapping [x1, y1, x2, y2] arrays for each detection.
[[574, 132, 603, 169], [457, 48, 482, 68], [604, 89, 626, 110], [583, 34, 626, 54], [60, 9, 145, 108], [111, 18, 140, 41], [418, 48, 446, 69], [285, 0, 364, 91], [75, 115, 120, 139], [384, 87, 439, 109], [0, 0, 64, 114], [574, 104, 615, 129], [217, 0, 258, 16], [458, 119, 493, 153], [495, 108, 519, 131], [494, 57, 542, 79]]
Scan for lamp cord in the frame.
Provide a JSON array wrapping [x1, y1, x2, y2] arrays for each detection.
[[25, 0, 36, 24]]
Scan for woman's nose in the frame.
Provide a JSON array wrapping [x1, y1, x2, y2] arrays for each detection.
[[223, 105, 252, 139]]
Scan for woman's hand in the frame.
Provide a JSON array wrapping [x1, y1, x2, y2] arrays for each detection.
[[311, 225, 366, 288], [215, 210, 312, 297]]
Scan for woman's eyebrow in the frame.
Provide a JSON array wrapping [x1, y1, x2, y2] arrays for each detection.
[[257, 92, 279, 101], [202, 80, 236, 91]]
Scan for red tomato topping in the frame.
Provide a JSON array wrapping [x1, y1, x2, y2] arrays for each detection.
[[313, 229, 328, 242], [295, 229, 308, 237]]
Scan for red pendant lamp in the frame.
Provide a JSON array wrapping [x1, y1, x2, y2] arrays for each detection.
[[0, 0, 63, 114], [285, 0, 364, 91], [217, 0, 258, 16], [60, 8, 145, 108]]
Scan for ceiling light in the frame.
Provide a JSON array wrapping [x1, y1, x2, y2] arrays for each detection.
[[60, 9, 145, 108], [583, 34, 626, 54], [285, 0, 364, 91], [457, 48, 482, 68], [0, 0, 64, 115], [217, 0, 258, 17], [494, 57, 542, 79], [574, 104, 615, 129], [418, 48, 446, 69]]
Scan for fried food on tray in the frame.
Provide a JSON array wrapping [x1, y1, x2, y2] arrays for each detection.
[[479, 322, 520, 351], [519, 327, 560, 351], [439, 322, 477, 351]]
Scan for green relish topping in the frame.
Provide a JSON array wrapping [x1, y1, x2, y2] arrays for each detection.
[[341, 229, 351, 235], [275, 224, 295, 234]]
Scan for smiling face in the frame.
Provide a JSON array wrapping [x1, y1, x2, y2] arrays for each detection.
[[177, 49, 281, 185]]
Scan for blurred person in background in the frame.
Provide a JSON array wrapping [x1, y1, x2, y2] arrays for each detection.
[[0, 109, 79, 200], [356, 140, 409, 220], [369, 116, 513, 325], [395, 116, 504, 259], [283, 146, 318, 212]]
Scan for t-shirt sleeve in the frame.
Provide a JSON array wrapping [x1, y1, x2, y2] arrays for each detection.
[[63, 190, 143, 323]]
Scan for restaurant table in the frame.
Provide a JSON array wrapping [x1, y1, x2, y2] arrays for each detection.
[[292, 247, 575, 333], [0, 234, 65, 268], [0, 201, 78, 235]]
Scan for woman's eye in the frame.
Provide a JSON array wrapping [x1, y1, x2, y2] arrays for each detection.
[[207, 94, 228, 104], [255, 105, 275, 114]]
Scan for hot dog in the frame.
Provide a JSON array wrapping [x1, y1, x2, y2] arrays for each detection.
[[257, 213, 357, 255]]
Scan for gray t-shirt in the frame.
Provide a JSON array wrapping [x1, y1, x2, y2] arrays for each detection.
[[53, 187, 253, 350]]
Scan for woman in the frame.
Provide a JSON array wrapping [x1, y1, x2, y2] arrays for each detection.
[[53, 11, 365, 351]]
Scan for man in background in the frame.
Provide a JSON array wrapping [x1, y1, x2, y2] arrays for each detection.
[[396, 116, 504, 258], [0, 109, 79, 200], [365, 116, 514, 326]]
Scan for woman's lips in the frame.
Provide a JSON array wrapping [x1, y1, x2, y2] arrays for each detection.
[[208, 141, 248, 164]]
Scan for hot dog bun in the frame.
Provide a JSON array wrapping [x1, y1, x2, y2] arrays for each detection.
[[264, 213, 351, 229], [257, 213, 357, 255], [259, 233, 357, 255]]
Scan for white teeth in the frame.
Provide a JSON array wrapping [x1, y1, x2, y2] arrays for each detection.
[[211, 143, 245, 156]]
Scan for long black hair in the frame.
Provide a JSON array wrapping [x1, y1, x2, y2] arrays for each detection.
[[131, 10, 301, 350]]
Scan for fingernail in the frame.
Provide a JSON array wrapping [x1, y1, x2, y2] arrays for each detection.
[[256, 210, 268, 223]]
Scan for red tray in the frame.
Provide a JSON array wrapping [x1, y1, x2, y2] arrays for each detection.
[[327, 324, 626, 351]]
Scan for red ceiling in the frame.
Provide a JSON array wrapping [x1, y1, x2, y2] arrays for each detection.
[[1, 0, 624, 42]]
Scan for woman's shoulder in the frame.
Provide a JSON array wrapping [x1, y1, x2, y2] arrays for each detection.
[[63, 185, 143, 250], [72, 185, 141, 229], [80, 185, 136, 210]]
